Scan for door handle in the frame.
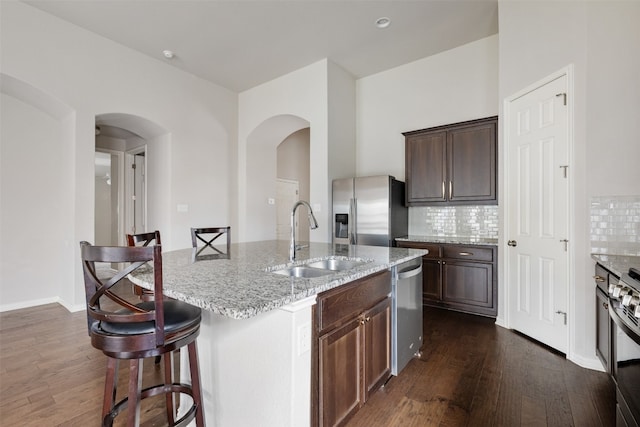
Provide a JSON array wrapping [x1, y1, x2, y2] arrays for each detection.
[[507, 240, 517, 247]]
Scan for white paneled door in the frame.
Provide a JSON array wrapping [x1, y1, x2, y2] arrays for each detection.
[[506, 73, 570, 353]]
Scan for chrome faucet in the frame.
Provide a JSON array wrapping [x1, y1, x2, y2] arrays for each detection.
[[290, 200, 318, 262]]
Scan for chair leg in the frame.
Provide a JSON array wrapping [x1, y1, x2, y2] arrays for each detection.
[[164, 351, 175, 425], [102, 357, 119, 425], [188, 341, 205, 426], [127, 359, 143, 426]]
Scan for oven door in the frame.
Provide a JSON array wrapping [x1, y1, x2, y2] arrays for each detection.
[[610, 302, 640, 427]]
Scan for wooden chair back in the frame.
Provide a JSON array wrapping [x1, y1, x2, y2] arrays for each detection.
[[79, 242, 166, 347], [126, 231, 161, 300], [126, 230, 161, 247], [190, 226, 231, 257]]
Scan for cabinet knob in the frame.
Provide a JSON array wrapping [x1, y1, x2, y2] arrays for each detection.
[[507, 240, 517, 247]]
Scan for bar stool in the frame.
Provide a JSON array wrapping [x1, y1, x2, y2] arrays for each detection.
[[126, 231, 161, 302], [80, 241, 205, 427], [190, 227, 230, 258]]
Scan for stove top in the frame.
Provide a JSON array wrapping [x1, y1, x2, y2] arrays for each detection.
[[610, 268, 640, 329]]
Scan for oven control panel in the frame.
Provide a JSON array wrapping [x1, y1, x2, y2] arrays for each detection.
[[610, 268, 640, 323]]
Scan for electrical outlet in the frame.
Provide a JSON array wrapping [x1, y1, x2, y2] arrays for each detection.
[[297, 323, 311, 355]]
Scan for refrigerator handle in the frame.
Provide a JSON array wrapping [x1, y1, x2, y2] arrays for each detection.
[[349, 198, 356, 244]]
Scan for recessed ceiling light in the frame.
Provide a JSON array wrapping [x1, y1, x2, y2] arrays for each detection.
[[375, 17, 391, 29], [162, 50, 175, 59]]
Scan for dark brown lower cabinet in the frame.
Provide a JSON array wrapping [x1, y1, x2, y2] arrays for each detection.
[[594, 263, 615, 373], [319, 316, 362, 426], [313, 270, 392, 427], [595, 287, 611, 373], [397, 241, 497, 317]]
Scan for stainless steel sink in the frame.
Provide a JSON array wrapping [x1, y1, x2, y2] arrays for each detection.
[[270, 265, 333, 278], [268, 257, 370, 278], [305, 258, 367, 271]]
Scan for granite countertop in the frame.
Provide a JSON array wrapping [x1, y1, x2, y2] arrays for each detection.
[[129, 240, 427, 320], [591, 253, 640, 278], [396, 235, 498, 246]]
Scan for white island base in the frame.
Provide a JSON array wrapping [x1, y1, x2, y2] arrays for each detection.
[[180, 295, 316, 427]]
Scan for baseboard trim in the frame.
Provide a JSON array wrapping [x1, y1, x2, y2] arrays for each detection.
[[0, 297, 84, 313]]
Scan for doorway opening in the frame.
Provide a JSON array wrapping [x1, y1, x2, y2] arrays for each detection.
[[94, 149, 124, 246], [276, 127, 311, 242], [125, 147, 147, 235], [94, 113, 166, 247]]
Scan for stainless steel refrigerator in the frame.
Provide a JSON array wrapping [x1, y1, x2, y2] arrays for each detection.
[[332, 175, 408, 247]]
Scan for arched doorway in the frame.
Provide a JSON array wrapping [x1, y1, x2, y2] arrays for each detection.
[[94, 113, 167, 245], [244, 114, 310, 242]]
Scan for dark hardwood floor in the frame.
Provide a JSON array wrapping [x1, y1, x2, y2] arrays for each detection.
[[347, 307, 616, 427], [0, 298, 175, 426], [1, 302, 615, 426]]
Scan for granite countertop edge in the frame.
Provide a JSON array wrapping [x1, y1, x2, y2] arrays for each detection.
[[396, 235, 498, 246], [591, 253, 640, 278], [129, 241, 427, 320]]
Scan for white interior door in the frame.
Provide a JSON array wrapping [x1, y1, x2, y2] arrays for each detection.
[[506, 73, 570, 353], [125, 147, 147, 235], [276, 179, 299, 241]]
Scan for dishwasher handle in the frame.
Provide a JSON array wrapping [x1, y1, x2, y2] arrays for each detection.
[[397, 264, 422, 280]]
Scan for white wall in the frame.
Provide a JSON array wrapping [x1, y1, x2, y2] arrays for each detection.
[[498, 0, 640, 367], [327, 61, 357, 182], [0, 1, 236, 310], [1, 92, 73, 309], [238, 60, 331, 242], [356, 35, 499, 180]]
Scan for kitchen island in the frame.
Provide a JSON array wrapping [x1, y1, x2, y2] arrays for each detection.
[[129, 240, 427, 426]]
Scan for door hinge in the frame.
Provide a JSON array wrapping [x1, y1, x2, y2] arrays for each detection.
[[131, 163, 137, 169], [560, 239, 569, 251], [559, 165, 568, 178], [556, 310, 567, 325], [556, 93, 567, 105]]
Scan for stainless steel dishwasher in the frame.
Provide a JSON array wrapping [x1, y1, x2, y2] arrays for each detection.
[[391, 257, 423, 375]]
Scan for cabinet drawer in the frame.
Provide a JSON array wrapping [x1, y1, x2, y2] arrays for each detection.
[[317, 270, 391, 333], [442, 245, 494, 262], [396, 241, 440, 259]]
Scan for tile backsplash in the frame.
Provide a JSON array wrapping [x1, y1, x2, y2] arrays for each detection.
[[409, 205, 499, 238], [590, 195, 640, 256]]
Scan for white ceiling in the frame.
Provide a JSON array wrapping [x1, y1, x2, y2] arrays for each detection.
[[24, 0, 499, 93]]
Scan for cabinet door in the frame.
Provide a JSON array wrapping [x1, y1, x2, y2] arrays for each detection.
[[422, 258, 442, 303], [319, 319, 363, 427], [596, 288, 611, 373], [364, 298, 391, 399], [442, 260, 495, 316], [447, 119, 497, 203], [405, 131, 446, 204]]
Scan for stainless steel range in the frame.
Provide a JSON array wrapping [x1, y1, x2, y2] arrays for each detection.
[[609, 267, 640, 427]]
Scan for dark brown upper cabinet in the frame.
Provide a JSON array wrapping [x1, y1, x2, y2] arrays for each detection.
[[404, 116, 498, 206]]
